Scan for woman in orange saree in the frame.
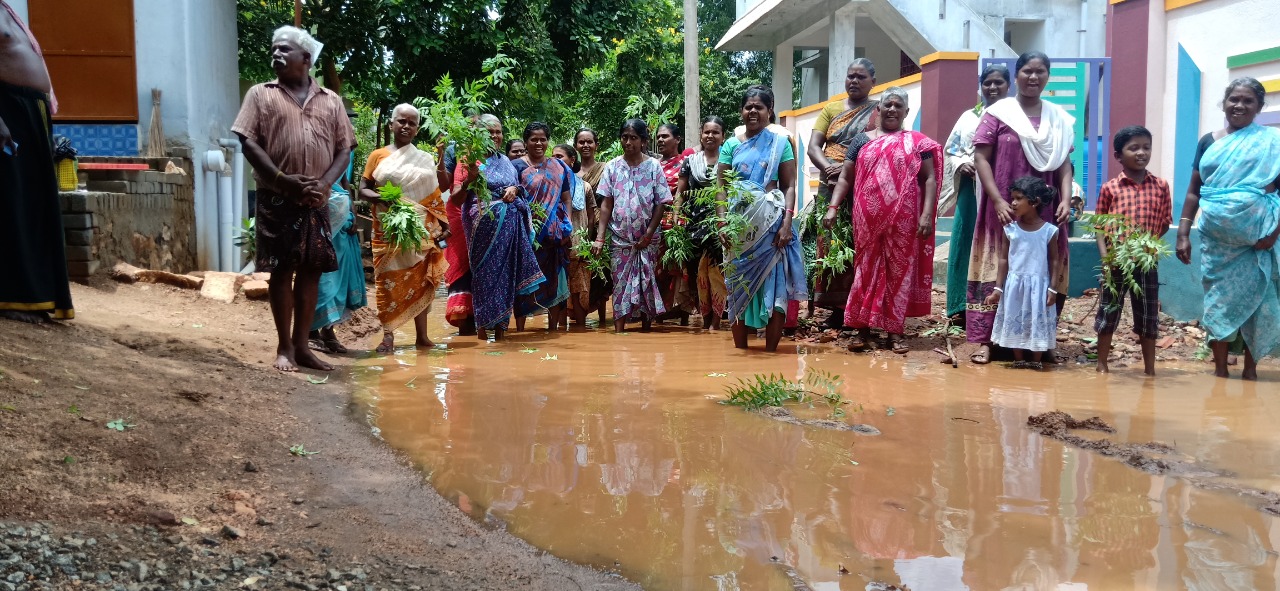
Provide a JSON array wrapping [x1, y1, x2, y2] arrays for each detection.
[[360, 104, 449, 353]]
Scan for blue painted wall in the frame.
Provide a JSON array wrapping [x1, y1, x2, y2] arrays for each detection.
[[1172, 45, 1201, 219]]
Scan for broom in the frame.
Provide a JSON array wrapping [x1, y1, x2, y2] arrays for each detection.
[[145, 89, 164, 157]]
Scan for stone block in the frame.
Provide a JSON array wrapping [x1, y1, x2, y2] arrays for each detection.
[[200, 272, 240, 303], [110, 262, 143, 283], [65, 229, 94, 246], [64, 245, 96, 261], [142, 271, 203, 289], [86, 180, 129, 193], [67, 260, 100, 277], [241, 279, 269, 299], [62, 213, 95, 230], [60, 192, 88, 213]]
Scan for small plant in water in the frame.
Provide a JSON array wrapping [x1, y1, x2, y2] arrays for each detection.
[[722, 369, 848, 412]]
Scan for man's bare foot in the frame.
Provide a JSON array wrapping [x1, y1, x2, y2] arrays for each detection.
[[376, 333, 395, 354], [1096, 361, 1109, 373], [295, 348, 334, 372], [273, 351, 299, 372], [0, 310, 50, 324], [416, 338, 435, 349]]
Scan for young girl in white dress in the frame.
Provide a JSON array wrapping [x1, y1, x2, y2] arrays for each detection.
[[985, 176, 1062, 369]]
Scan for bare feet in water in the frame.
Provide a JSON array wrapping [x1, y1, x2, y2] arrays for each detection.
[[0, 310, 50, 324], [416, 337, 434, 348]]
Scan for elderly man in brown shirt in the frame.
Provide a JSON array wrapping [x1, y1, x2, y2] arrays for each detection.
[[233, 26, 353, 372], [0, 2, 73, 324]]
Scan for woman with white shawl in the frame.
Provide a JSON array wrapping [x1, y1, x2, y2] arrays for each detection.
[[359, 104, 450, 353], [965, 52, 1075, 364]]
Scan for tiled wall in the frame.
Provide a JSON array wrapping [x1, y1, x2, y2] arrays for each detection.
[[52, 124, 139, 157]]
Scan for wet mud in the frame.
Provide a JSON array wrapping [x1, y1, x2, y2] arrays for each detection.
[[759, 406, 881, 434], [1027, 410, 1280, 517]]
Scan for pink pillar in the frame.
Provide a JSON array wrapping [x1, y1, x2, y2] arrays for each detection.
[[1107, 0, 1150, 180], [919, 52, 980, 145]]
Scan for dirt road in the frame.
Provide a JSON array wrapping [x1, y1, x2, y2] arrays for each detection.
[[0, 279, 637, 590]]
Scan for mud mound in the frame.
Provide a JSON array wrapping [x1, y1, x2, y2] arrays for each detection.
[[759, 406, 881, 435], [1027, 411, 1280, 517], [1027, 410, 1116, 436]]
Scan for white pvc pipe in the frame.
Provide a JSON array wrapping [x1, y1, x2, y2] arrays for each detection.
[[219, 138, 246, 269], [202, 149, 227, 271], [218, 169, 234, 272], [194, 157, 209, 270]]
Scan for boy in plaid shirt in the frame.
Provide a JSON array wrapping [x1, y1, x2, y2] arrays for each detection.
[[1095, 126, 1172, 375]]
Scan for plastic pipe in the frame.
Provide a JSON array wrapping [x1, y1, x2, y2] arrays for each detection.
[[202, 149, 227, 271], [193, 156, 209, 270], [218, 168, 234, 272], [219, 138, 246, 269]]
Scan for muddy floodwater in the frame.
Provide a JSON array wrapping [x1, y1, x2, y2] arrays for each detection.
[[352, 315, 1280, 590]]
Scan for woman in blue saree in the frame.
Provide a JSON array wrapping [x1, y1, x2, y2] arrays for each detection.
[[715, 85, 808, 352], [453, 115, 546, 341], [309, 152, 367, 353], [514, 121, 575, 332], [1176, 78, 1280, 380]]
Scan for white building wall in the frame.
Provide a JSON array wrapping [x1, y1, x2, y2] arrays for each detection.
[[1157, 0, 1280, 178], [135, 0, 239, 151], [977, 0, 1108, 58]]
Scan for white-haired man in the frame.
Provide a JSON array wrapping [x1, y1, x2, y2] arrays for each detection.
[[233, 26, 353, 372]]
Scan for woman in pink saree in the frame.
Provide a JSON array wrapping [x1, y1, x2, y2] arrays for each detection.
[[827, 87, 941, 353]]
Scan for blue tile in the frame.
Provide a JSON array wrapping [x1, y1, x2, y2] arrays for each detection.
[[52, 124, 139, 157]]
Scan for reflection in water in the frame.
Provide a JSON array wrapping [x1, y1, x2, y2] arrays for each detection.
[[355, 317, 1280, 590]]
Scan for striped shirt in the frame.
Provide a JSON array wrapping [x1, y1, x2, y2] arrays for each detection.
[[231, 79, 354, 187]]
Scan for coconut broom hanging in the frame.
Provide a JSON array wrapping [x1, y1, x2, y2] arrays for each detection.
[[145, 89, 165, 157]]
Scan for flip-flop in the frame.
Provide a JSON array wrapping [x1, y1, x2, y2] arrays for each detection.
[[970, 347, 991, 365], [323, 337, 348, 354], [1026, 361, 1044, 370], [890, 340, 910, 354], [847, 337, 871, 352], [1011, 360, 1029, 369]]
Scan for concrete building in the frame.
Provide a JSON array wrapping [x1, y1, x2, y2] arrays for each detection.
[[717, 0, 1109, 111], [12, 0, 240, 157], [11, 0, 242, 276], [1108, 0, 1280, 321]]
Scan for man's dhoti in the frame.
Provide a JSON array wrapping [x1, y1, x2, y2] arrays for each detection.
[[0, 81, 73, 319]]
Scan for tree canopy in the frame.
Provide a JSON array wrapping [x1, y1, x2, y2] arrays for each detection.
[[236, 0, 775, 145]]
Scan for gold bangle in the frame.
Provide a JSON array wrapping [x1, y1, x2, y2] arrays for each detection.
[[274, 170, 284, 181]]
